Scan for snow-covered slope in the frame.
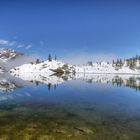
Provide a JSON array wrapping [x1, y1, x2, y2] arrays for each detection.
[[75, 62, 140, 74], [0, 48, 138, 75], [10, 60, 140, 75], [10, 60, 75, 74]]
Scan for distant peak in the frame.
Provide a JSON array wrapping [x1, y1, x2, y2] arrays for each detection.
[[0, 48, 24, 61]]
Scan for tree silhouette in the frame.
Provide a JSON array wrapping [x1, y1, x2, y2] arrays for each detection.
[[55, 55, 57, 61], [48, 54, 52, 61]]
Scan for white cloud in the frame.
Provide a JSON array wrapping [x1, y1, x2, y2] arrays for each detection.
[[17, 44, 25, 48], [0, 38, 33, 50], [0, 39, 10, 46], [9, 41, 16, 46], [0, 39, 15, 46], [61, 52, 118, 65], [17, 44, 33, 50], [25, 44, 32, 50], [0, 40, 9, 45]]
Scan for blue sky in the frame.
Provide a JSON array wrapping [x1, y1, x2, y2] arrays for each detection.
[[0, 0, 140, 64]]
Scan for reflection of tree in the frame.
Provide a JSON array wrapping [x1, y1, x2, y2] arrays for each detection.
[[80, 74, 140, 91], [35, 81, 39, 86], [0, 80, 22, 93], [47, 84, 58, 91], [112, 76, 140, 91], [8, 72, 140, 93], [112, 76, 123, 87], [87, 79, 92, 83], [48, 83, 52, 91], [54, 84, 57, 90]]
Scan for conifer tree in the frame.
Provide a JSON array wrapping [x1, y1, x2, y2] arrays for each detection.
[[55, 55, 57, 61], [48, 54, 52, 61]]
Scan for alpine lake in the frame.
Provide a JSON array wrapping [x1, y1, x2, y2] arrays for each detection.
[[0, 73, 140, 140]]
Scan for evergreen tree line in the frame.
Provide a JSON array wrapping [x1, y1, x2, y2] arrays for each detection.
[[32, 54, 57, 64], [112, 55, 140, 69], [48, 54, 57, 61]]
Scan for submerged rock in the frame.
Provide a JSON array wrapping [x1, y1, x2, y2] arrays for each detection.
[[74, 127, 93, 134]]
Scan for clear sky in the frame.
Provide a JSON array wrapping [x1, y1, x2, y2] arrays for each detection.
[[0, 0, 140, 64]]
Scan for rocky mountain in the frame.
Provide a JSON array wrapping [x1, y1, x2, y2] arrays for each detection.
[[0, 48, 36, 71], [0, 48, 23, 61], [1, 48, 140, 75]]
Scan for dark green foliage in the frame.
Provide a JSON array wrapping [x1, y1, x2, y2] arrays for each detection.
[[48, 54, 52, 61], [55, 55, 57, 61], [36, 59, 40, 64], [113, 55, 140, 70], [113, 59, 123, 69], [87, 61, 93, 66]]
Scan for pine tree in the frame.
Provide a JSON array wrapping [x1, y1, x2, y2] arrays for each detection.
[[112, 60, 115, 67], [136, 55, 139, 60], [36, 59, 40, 64], [55, 55, 57, 61], [116, 59, 119, 67], [48, 54, 52, 61], [119, 59, 123, 68]]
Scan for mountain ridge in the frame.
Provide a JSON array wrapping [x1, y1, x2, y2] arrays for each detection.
[[0, 48, 140, 75]]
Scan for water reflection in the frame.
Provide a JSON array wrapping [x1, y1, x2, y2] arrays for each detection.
[[0, 73, 23, 93], [1, 73, 140, 93], [0, 73, 140, 139], [75, 74, 140, 91]]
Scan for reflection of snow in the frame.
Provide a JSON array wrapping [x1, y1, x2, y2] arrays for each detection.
[[11, 71, 140, 91], [1, 72, 140, 94], [0, 73, 25, 93], [12, 72, 65, 85], [0, 69, 4, 74], [0, 80, 17, 93], [74, 74, 140, 90]]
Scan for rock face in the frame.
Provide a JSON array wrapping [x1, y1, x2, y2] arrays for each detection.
[[50, 64, 75, 74]]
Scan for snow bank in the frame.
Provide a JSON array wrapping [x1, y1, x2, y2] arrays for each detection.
[[75, 62, 140, 74], [10, 60, 65, 74]]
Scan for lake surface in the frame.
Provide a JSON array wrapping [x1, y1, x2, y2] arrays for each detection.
[[0, 73, 140, 140]]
